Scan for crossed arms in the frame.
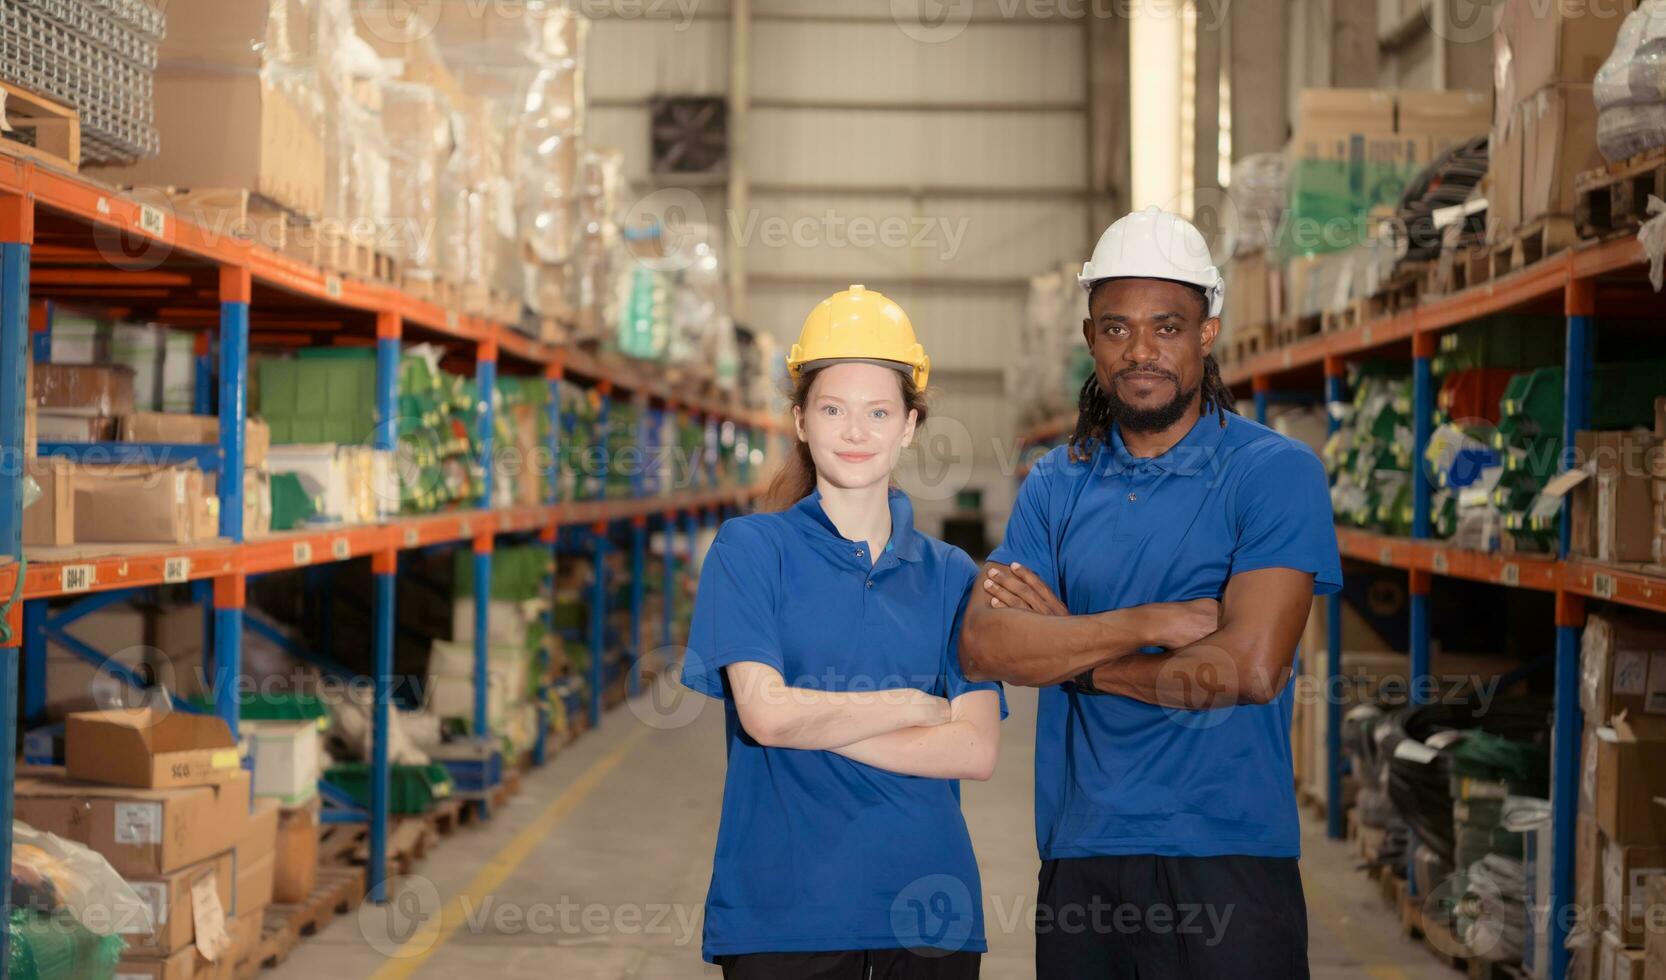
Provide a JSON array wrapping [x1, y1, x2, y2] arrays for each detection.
[[719, 661, 1001, 781], [957, 562, 1314, 707]]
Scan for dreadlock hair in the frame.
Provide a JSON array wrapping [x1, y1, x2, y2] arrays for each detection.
[[1067, 281, 1238, 463]]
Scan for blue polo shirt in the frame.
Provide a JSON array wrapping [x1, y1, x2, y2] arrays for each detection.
[[682, 488, 1006, 962], [989, 411, 1341, 860]]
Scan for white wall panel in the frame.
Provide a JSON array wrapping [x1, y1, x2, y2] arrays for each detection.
[[585, 106, 652, 179], [586, 17, 728, 99], [748, 108, 1086, 190], [752, 20, 1084, 106]]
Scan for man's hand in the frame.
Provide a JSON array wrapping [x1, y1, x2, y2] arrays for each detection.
[[1142, 598, 1222, 650], [980, 562, 1068, 616]]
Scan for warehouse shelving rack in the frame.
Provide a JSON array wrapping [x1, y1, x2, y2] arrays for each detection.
[[0, 155, 781, 962], [1016, 235, 1659, 979]]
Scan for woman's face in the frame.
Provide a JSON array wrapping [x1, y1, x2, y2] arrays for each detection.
[[794, 362, 918, 492]]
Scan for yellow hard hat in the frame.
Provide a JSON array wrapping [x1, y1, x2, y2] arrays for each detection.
[[786, 284, 930, 390]]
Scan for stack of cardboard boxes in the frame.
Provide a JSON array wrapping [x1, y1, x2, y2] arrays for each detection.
[[24, 363, 273, 547], [1487, 2, 1630, 245], [1561, 409, 1666, 567], [1573, 611, 1666, 980], [13, 709, 277, 980], [1278, 88, 1489, 323]]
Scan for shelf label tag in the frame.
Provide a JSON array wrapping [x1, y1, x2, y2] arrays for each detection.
[[1501, 563, 1519, 586], [446, 311, 460, 330], [331, 538, 350, 560], [61, 565, 94, 593], [1362, 324, 1373, 345], [1378, 546, 1393, 566], [1282, 350, 1293, 368], [1593, 573, 1617, 599], [404, 527, 419, 548], [292, 541, 313, 565], [1432, 551, 1448, 574], [163, 557, 190, 583], [460, 519, 473, 537], [138, 204, 166, 238]]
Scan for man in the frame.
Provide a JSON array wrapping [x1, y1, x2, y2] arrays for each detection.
[[959, 207, 1342, 978]]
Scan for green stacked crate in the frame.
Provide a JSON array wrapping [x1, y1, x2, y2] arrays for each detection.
[[257, 349, 378, 444], [562, 384, 603, 501], [397, 354, 484, 513], [454, 546, 552, 602]]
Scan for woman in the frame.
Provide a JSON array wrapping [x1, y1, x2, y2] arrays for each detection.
[[680, 285, 1006, 979]]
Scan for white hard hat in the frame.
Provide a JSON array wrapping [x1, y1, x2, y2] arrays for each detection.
[[1079, 206, 1224, 318]]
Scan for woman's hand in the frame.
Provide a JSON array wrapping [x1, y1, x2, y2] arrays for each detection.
[[981, 562, 1068, 616], [905, 689, 954, 727]]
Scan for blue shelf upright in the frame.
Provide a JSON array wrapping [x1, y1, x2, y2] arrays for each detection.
[[1324, 357, 1346, 842], [367, 311, 401, 902], [212, 266, 250, 741], [1, 189, 35, 980]]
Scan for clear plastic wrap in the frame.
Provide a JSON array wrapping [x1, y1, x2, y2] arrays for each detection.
[[1594, 1, 1666, 111], [378, 80, 455, 278], [1227, 152, 1288, 255], [11, 821, 152, 938], [1597, 102, 1666, 162]]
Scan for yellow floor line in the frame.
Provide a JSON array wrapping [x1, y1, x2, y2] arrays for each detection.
[[369, 724, 655, 980], [1299, 863, 1413, 980]]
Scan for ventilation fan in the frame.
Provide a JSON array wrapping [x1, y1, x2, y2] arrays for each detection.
[[649, 96, 728, 176]]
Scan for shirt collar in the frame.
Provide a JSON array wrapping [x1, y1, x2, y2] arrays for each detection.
[[788, 486, 924, 562], [1108, 411, 1230, 475]]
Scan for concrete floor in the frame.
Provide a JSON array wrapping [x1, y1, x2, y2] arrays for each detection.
[[269, 682, 1460, 980]]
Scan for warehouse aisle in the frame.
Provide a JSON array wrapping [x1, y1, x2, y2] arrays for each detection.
[[268, 681, 1451, 980]]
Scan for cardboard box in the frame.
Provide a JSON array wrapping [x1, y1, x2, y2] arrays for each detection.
[[32, 363, 135, 416], [1226, 250, 1274, 330], [1580, 812, 1604, 925], [1595, 721, 1666, 844], [1582, 612, 1666, 733], [1600, 928, 1648, 980], [1645, 875, 1666, 980], [1604, 838, 1666, 945], [1566, 431, 1665, 563], [67, 709, 242, 789], [120, 413, 271, 470], [1488, 102, 1524, 244], [35, 411, 117, 442], [1521, 84, 1603, 227], [234, 798, 279, 915], [123, 850, 235, 956], [1295, 88, 1397, 137], [244, 719, 320, 805], [1494, 0, 1636, 128], [25, 462, 218, 547], [274, 798, 320, 904], [12, 767, 251, 878], [115, 905, 257, 980], [1397, 90, 1492, 158]]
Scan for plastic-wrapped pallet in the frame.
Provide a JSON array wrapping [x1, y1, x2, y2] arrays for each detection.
[[1227, 153, 1287, 255], [1594, 1, 1666, 161]]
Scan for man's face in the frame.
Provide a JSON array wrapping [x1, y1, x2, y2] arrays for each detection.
[[1081, 278, 1220, 433]]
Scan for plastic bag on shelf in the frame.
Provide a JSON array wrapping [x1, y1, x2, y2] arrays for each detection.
[[11, 821, 151, 938], [1593, 0, 1666, 111], [379, 80, 456, 278], [1227, 152, 1287, 255], [1597, 102, 1666, 162]]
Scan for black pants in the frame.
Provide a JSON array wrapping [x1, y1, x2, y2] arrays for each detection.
[[1034, 854, 1308, 979], [719, 949, 981, 979]]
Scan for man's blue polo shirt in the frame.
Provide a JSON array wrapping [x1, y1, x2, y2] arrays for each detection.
[[682, 488, 1006, 962], [988, 411, 1342, 860]]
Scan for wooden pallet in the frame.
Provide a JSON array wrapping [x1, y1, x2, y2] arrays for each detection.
[[1274, 313, 1323, 348], [349, 817, 438, 878], [405, 274, 461, 309], [1224, 322, 1272, 365], [1461, 245, 1494, 290], [1489, 216, 1578, 280], [0, 80, 79, 171], [1575, 147, 1666, 240], [315, 225, 399, 285], [464, 284, 522, 324], [158, 188, 306, 254], [260, 865, 366, 966], [427, 797, 465, 836]]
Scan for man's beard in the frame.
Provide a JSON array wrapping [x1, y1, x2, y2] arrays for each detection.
[[1102, 368, 1199, 434]]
